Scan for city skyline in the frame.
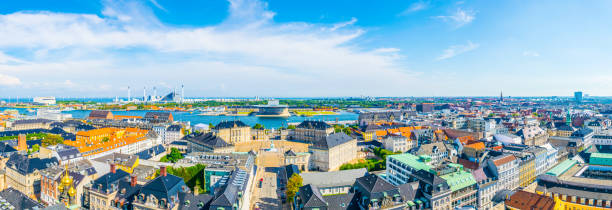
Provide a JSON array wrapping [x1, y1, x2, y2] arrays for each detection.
[[1, 0, 612, 97]]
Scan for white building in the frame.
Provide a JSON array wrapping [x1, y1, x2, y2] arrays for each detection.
[[36, 108, 72, 121], [383, 134, 411, 153], [486, 154, 519, 191], [33, 96, 56, 105]]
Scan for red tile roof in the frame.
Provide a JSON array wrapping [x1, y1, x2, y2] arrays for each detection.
[[493, 154, 516, 166], [505, 191, 555, 210]]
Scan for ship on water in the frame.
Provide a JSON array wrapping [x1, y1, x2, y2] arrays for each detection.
[[255, 100, 290, 118]]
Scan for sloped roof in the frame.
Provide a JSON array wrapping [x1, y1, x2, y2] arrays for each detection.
[[88, 110, 112, 118], [297, 120, 332, 130], [215, 120, 248, 129], [355, 174, 396, 194], [298, 184, 327, 208], [6, 153, 58, 175], [140, 174, 186, 204], [312, 133, 354, 150], [184, 132, 232, 148], [0, 187, 44, 209], [92, 169, 131, 193], [302, 168, 367, 188]]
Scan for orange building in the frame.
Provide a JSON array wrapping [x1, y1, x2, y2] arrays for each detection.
[[63, 127, 148, 157]]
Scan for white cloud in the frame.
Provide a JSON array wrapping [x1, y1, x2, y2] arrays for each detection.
[[148, 0, 167, 12], [523, 51, 540, 57], [0, 74, 21, 86], [0, 0, 418, 97], [399, 1, 429, 15], [330, 17, 357, 31], [436, 41, 479, 60], [435, 8, 475, 28]]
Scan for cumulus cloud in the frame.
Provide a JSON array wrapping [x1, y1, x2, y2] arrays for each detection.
[[436, 41, 479, 60], [0, 74, 21, 86], [0, 0, 417, 97], [435, 8, 475, 28]]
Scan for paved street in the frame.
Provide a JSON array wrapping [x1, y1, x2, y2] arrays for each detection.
[[251, 167, 281, 210]]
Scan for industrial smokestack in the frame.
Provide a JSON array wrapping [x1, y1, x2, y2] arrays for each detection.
[[128, 86, 131, 102]]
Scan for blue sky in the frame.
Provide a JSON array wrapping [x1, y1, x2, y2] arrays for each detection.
[[0, 0, 611, 97]]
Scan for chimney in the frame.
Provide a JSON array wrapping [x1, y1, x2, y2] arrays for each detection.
[[131, 175, 137, 187], [110, 163, 116, 174], [160, 165, 167, 177]]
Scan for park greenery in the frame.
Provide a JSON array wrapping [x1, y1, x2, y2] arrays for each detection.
[[287, 125, 296, 130], [160, 148, 184, 163], [339, 147, 398, 172], [333, 124, 352, 136], [286, 173, 303, 204], [42, 134, 64, 146], [0, 132, 48, 141], [156, 164, 207, 194]]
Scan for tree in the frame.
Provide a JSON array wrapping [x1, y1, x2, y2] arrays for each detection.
[[162, 148, 184, 163], [102, 137, 110, 143], [42, 134, 64, 147], [287, 125, 296, 130], [31, 144, 40, 153], [208, 123, 215, 129], [252, 123, 264, 129], [342, 127, 352, 135], [286, 173, 303, 203]]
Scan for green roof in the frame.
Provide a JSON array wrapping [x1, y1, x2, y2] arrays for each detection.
[[440, 170, 477, 192], [590, 153, 612, 166], [389, 153, 432, 172], [545, 159, 578, 176]]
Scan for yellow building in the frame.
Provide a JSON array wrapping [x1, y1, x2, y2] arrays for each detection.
[[554, 197, 611, 210], [213, 120, 251, 144], [518, 154, 536, 188]]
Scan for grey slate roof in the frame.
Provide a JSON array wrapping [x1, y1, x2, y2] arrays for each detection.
[[298, 184, 327, 208], [184, 132, 232, 148], [0, 187, 45, 210], [92, 169, 131, 194], [355, 174, 396, 194], [214, 120, 248, 129], [301, 168, 368, 188], [6, 153, 58, 175], [178, 192, 213, 210], [139, 174, 187, 207], [297, 120, 332, 130], [167, 124, 182, 132], [13, 118, 52, 125], [312, 133, 354, 150]]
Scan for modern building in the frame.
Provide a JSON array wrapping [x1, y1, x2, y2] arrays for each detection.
[[33, 96, 57, 105], [574, 91, 583, 103], [416, 103, 434, 113]]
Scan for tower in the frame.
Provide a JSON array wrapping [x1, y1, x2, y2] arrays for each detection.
[[500, 91, 504, 102], [566, 109, 572, 126], [143, 86, 147, 102], [153, 86, 157, 101], [127, 86, 131, 102], [181, 84, 184, 103], [17, 134, 26, 151]]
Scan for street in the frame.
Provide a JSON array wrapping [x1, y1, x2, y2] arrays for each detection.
[[251, 167, 282, 210]]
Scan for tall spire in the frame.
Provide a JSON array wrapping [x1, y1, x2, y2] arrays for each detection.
[[566, 109, 572, 126], [500, 90, 503, 102]]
